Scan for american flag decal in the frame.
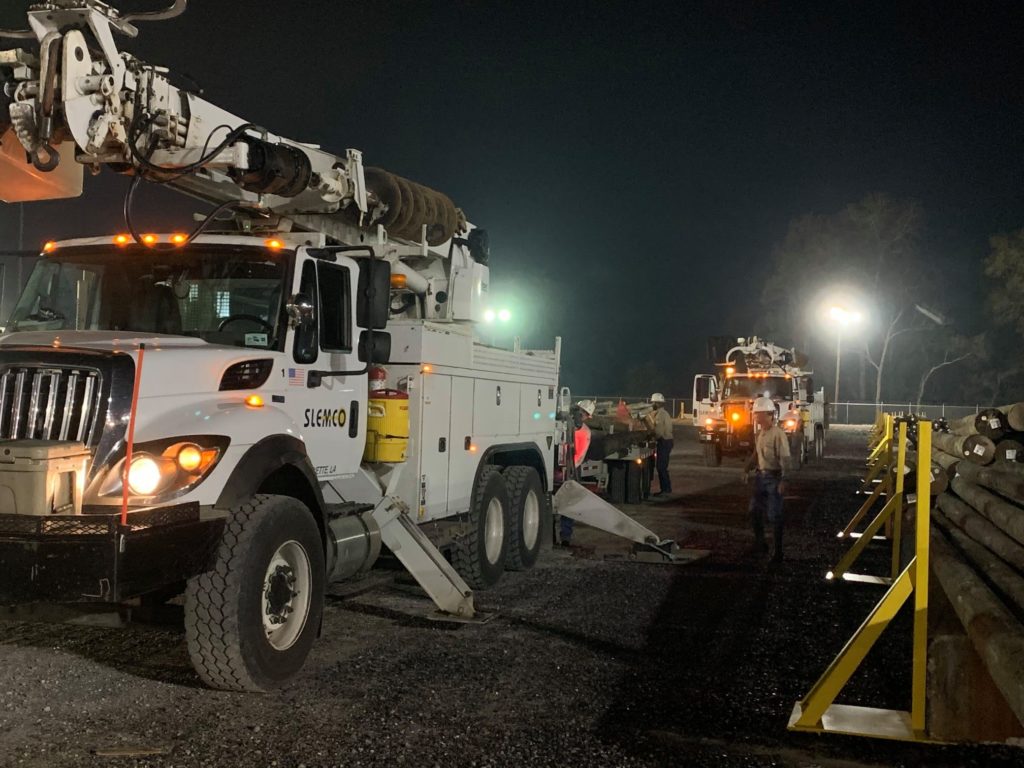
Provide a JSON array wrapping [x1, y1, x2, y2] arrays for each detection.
[[288, 368, 305, 387]]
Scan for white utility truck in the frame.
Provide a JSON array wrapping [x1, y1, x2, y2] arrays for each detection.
[[693, 337, 827, 467], [0, 1, 678, 691]]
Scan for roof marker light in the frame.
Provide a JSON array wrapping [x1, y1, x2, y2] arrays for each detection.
[[43, 241, 57, 253], [171, 234, 188, 245], [141, 234, 158, 246], [265, 238, 285, 250], [114, 234, 131, 246]]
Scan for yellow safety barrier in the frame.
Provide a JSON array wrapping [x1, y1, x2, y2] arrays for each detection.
[[828, 415, 906, 585], [788, 422, 934, 742]]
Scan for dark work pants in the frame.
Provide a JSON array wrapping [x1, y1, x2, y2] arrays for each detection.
[[656, 438, 673, 493], [750, 471, 784, 557]]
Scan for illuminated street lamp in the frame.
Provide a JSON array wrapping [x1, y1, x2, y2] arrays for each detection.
[[827, 306, 863, 404]]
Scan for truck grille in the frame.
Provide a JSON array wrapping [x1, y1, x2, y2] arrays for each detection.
[[0, 367, 102, 444]]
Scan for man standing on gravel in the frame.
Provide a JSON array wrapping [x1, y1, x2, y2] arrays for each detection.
[[743, 396, 790, 562], [650, 392, 674, 496]]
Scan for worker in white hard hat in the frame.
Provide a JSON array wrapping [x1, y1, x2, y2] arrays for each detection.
[[650, 392, 673, 496], [743, 395, 791, 563], [561, 399, 595, 546], [574, 400, 596, 468]]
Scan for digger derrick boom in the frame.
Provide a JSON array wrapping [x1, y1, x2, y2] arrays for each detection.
[[0, 1, 465, 246]]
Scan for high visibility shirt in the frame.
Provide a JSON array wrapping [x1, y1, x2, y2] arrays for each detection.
[[754, 424, 791, 474], [574, 423, 592, 467], [653, 408, 673, 440]]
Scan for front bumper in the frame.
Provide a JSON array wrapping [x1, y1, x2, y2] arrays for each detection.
[[0, 503, 224, 603], [699, 427, 752, 452]]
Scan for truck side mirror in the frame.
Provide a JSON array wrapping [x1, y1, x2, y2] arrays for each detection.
[[287, 293, 318, 364], [358, 330, 391, 364], [806, 393, 814, 403], [357, 261, 391, 330]]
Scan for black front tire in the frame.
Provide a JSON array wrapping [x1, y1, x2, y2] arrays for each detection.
[[504, 466, 546, 571], [814, 427, 825, 460], [451, 466, 510, 589], [184, 494, 325, 692], [703, 442, 722, 467]]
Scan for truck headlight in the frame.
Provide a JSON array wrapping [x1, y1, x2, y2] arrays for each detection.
[[127, 455, 164, 495], [99, 437, 229, 501]]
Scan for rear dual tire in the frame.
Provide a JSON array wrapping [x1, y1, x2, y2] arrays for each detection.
[[505, 466, 546, 571], [451, 465, 546, 589]]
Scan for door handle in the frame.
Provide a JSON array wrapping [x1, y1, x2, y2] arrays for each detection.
[[349, 400, 359, 438]]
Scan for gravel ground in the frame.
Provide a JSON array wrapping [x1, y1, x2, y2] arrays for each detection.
[[1, 425, 1022, 767]]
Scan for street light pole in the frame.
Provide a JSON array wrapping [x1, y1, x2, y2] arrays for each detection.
[[828, 305, 863, 406], [834, 328, 842, 405]]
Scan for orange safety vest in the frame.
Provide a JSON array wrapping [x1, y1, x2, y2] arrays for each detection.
[[574, 423, 592, 467]]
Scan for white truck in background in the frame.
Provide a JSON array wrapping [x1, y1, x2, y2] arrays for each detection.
[[693, 337, 827, 467], [0, 0, 591, 692]]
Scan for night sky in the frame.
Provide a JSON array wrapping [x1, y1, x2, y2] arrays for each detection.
[[2, 1, 1023, 395]]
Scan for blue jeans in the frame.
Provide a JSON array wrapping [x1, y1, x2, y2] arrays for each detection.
[[750, 472, 784, 554], [560, 515, 574, 544], [655, 438, 673, 493]]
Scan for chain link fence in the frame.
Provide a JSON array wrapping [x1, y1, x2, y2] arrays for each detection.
[[577, 396, 982, 425]]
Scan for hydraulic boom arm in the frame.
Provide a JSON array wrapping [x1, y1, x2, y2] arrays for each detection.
[[0, 1, 464, 245]]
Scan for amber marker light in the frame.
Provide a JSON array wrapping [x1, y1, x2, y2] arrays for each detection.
[[176, 444, 203, 472], [731, 412, 741, 422], [422, 365, 433, 373], [42, 241, 57, 253], [114, 234, 131, 246], [141, 234, 158, 246], [391, 274, 408, 289], [245, 394, 265, 408], [265, 238, 285, 250], [171, 234, 188, 245]]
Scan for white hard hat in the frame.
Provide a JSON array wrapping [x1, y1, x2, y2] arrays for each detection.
[[650, 392, 665, 403], [577, 399, 596, 416], [753, 396, 776, 414]]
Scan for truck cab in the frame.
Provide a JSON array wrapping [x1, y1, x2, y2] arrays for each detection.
[[694, 338, 827, 467]]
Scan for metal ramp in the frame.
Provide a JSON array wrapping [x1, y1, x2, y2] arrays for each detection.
[[553, 480, 688, 562], [370, 495, 477, 619]]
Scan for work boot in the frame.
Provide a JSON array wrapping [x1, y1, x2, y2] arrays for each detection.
[[772, 525, 784, 563], [745, 537, 768, 557]]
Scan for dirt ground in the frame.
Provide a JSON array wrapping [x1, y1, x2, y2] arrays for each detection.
[[1, 425, 1022, 767]]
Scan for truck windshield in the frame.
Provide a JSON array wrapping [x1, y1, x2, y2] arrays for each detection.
[[723, 376, 793, 400], [5, 246, 288, 350]]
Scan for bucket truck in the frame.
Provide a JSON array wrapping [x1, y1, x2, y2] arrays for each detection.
[[0, 1, 680, 692], [693, 337, 827, 467]]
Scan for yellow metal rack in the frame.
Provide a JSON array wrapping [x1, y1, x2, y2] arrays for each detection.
[[828, 415, 907, 585], [788, 421, 934, 742]]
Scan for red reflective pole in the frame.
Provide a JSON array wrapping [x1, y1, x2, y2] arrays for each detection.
[[120, 343, 146, 526]]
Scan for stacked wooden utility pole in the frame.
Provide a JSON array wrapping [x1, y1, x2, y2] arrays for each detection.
[[928, 404, 1024, 729]]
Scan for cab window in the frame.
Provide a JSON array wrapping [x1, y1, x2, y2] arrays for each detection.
[[317, 262, 351, 352]]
